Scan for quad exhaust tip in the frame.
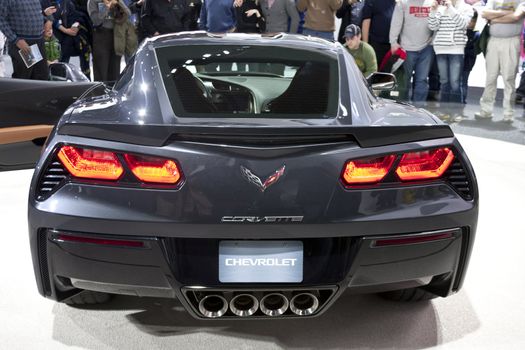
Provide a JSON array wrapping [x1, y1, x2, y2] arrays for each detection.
[[229, 294, 259, 317], [290, 293, 319, 316], [260, 293, 289, 316], [193, 290, 326, 318], [198, 294, 228, 318]]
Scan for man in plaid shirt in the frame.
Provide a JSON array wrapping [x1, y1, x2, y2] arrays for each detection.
[[0, 0, 49, 79]]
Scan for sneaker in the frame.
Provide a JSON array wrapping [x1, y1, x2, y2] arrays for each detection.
[[452, 114, 464, 122], [502, 115, 514, 123], [440, 114, 451, 121], [474, 111, 493, 120]]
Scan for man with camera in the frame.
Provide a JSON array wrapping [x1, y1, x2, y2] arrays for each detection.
[[87, 0, 131, 82]]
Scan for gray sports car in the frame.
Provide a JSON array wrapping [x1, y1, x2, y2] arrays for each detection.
[[13, 32, 478, 319]]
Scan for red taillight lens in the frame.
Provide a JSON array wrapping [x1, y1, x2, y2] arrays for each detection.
[[57, 234, 144, 248], [342, 155, 396, 185], [396, 148, 454, 181], [373, 231, 455, 247], [124, 154, 182, 184], [58, 146, 124, 180]]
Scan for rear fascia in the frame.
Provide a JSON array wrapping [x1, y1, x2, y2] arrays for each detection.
[[28, 132, 478, 307]]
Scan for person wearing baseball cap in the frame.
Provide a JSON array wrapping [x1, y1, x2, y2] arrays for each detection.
[[343, 24, 377, 77]]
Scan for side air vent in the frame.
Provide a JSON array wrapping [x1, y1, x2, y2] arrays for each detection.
[[37, 230, 52, 296], [444, 159, 473, 200], [37, 158, 67, 200]]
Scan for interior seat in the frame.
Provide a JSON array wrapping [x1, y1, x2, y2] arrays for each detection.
[[267, 62, 330, 114]]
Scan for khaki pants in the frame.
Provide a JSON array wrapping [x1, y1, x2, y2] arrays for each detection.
[[480, 36, 521, 117]]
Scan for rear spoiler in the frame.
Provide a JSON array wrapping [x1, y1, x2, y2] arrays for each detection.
[[57, 124, 454, 148]]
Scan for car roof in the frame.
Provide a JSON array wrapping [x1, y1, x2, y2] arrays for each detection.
[[147, 31, 341, 53]]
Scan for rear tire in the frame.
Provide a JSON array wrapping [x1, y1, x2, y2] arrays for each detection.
[[64, 291, 113, 305], [379, 287, 438, 302]]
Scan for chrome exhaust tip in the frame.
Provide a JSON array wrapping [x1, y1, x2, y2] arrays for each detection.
[[260, 293, 289, 316], [290, 292, 319, 316], [229, 294, 259, 317], [198, 294, 228, 318]]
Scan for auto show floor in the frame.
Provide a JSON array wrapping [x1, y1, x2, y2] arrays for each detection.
[[1, 134, 524, 350]]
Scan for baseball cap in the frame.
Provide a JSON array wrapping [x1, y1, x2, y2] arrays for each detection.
[[344, 24, 361, 39]]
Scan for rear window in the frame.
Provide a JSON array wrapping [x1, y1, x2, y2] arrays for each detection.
[[155, 45, 339, 118]]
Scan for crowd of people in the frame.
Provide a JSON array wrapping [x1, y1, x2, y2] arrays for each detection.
[[1, 0, 525, 121]]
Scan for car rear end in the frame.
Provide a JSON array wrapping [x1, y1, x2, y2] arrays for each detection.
[[28, 35, 478, 319]]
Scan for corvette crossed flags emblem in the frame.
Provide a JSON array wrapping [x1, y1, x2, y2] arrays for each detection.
[[240, 165, 286, 192]]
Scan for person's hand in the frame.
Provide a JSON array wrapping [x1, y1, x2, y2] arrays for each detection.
[[16, 39, 31, 55], [61, 27, 78, 36], [153, 31, 160, 36], [43, 6, 57, 16], [391, 43, 401, 53], [137, 0, 144, 4], [245, 9, 261, 17], [233, 0, 243, 7], [103, 0, 112, 7], [68, 27, 79, 36]]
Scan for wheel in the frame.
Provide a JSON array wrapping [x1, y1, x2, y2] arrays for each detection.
[[379, 287, 438, 302], [64, 291, 113, 305]]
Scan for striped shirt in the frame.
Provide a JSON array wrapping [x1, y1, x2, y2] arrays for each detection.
[[0, 0, 45, 43], [428, 3, 473, 55]]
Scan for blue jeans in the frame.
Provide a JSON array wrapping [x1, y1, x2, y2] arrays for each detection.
[[302, 28, 334, 41], [436, 54, 464, 105], [403, 45, 433, 105]]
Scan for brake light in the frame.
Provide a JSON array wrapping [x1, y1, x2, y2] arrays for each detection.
[[58, 146, 123, 180], [124, 154, 182, 184], [396, 148, 454, 181], [342, 155, 396, 185]]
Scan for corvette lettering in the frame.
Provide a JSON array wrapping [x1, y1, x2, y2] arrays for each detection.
[[221, 216, 304, 223], [225, 258, 297, 267]]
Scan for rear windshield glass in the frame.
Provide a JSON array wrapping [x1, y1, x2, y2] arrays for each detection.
[[155, 44, 339, 118]]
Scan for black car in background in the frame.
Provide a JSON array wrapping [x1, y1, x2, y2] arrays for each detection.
[[5, 32, 478, 319]]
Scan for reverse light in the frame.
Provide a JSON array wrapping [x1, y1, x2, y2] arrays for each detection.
[[124, 154, 182, 184], [396, 148, 454, 181], [58, 146, 124, 180], [342, 155, 396, 185]]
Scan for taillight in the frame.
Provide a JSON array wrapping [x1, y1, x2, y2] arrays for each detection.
[[124, 154, 182, 184], [58, 146, 123, 180], [396, 148, 454, 181], [342, 155, 396, 185]]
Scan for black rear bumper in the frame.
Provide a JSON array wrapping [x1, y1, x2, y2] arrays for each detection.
[[32, 225, 473, 319]]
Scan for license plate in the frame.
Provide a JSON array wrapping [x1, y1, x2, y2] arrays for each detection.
[[219, 241, 303, 283]]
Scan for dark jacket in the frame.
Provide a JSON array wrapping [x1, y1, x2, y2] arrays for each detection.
[[142, 0, 193, 36], [336, 0, 364, 44], [235, 0, 265, 33], [41, 0, 82, 56], [464, 29, 480, 72]]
